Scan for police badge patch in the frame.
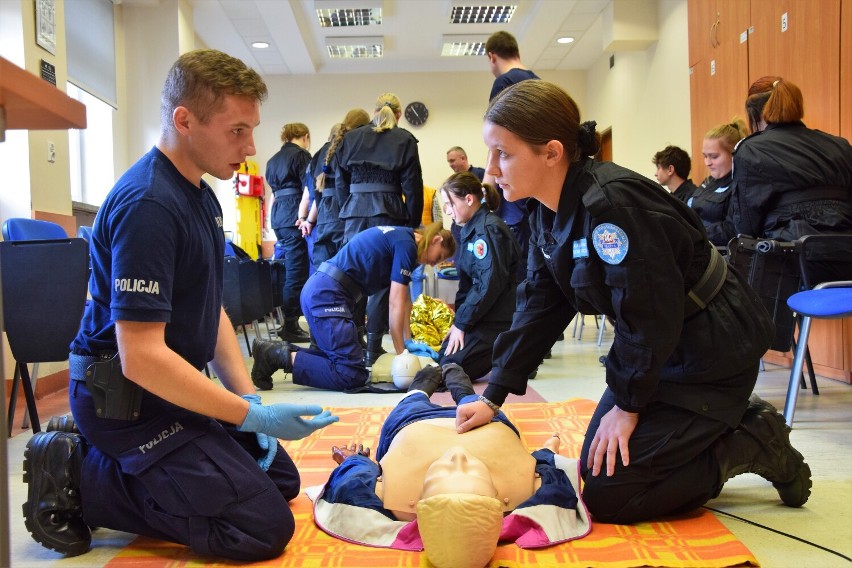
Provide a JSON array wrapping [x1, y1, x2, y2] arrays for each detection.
[[473, 238, 488, 259], [592, 223, 629, 264]]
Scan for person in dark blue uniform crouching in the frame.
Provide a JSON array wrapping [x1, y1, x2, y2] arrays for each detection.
[[21, 50, 339, 562], [251, 222, 454, 392]]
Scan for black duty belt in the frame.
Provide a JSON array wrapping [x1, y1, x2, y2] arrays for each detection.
[[69, 352, 110, 381], [773, 185, 848, 208], [317, 262, 364, 302], [273, 188, 302, 198], [684, 245, 728, 318], [350, 183, 398, 193]]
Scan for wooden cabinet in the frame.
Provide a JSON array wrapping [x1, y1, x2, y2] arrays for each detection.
[[688, 0, 852, 384], [688, 0, 750, 182]]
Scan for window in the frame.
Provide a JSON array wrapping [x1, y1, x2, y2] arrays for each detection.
[[68, 83, 114, 206]]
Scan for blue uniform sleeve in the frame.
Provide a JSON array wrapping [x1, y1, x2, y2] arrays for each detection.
[[389, 236, 418, 286], [517, 449, 579, 510], [323, 456, 394, 519], [108, 199, 178, 323]]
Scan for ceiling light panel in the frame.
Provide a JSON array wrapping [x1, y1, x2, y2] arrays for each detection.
[[441, 34, 490, 57], [325, 36, 384, 58], [314, 0, 382, 27], [449, 4, 516, 24]]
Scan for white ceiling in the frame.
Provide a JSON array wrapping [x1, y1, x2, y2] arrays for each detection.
[[187, 0, 612, 76]]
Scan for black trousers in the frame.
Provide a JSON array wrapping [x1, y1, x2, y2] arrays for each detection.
[[579, 385, 738, 524]]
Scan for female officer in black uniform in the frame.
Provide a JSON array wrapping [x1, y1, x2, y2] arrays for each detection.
[[308, 109, 371, 269], [455, 80, 811, 524], [335, 93, 424, 365], [687, 119, 748, 247], [730, 76, 852, 240], [266, 123, 312, 342], [437, 171, 520, 381]]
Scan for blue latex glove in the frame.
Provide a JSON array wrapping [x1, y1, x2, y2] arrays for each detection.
[[241, 394, 278, 471], [239, 399, 339, 441], [404, 339, 440, 361]]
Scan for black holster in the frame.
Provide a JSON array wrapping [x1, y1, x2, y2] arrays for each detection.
[[84, 352, 143, 420]]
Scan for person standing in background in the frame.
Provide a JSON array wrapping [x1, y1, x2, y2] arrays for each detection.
[[652, 145, 697, 203], [266, 123, 313, 343], [484, 31, 537, 284], [336, 93, 424, 366], [730, 76, 852, 241], [687, 119, 748, 248], [307, 109, 372, 270]]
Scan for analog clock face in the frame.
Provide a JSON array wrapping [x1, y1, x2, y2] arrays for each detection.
[[404, 101, 429, 126]]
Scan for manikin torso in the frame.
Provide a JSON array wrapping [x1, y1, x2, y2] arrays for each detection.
[[378, 418, 540, 520]]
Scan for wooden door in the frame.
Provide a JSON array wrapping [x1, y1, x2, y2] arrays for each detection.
[[748, 0, 841, 134], [840, 0, 852, 140]]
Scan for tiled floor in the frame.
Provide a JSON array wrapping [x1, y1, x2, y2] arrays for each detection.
[[4, 317, 852, 567]]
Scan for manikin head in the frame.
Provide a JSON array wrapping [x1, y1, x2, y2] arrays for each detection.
[[416, 446, 504, 568]]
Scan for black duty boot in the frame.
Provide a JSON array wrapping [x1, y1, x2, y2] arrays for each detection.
[[251, 339, 293, 390], [278, 318, 311, 343], [713, 395, 811, 507], [408, 365, 444, 396], [442, 363, 476, 404], [364, 332, 387, 367], [23, 431, 91, 556], [356, 326, 368, 349], [46, 414, 79, 434]]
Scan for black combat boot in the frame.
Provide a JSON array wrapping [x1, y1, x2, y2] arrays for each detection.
[[46, 414, 79, 434], [407, 365, 444, 397], [277, 318, 311, 343], [364, 332, 387, 367], [356, 326, 368, 349], [251, 339, 293, 390], [712, 395, 811, 507], [442, 363, 476, 404], [23, 431, 91, 556]]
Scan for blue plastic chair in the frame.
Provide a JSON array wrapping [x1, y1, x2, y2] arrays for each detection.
[[784, 282, 852, 426], [2, 218, 67, 240]]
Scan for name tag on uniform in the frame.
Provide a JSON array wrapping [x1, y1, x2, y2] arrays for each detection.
[[572, 238, 589, 259]]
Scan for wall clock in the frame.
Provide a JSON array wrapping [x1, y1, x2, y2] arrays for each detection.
[[404, 101, 429, 126]]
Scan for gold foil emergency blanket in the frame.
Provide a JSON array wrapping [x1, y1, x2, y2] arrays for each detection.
[[409, 294, 453, 351]]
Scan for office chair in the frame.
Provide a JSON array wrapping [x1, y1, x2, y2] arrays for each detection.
[[1, 238, 88, 435]]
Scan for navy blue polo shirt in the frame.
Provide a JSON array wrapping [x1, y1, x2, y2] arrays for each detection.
[[328, 226, 418, 296], [72, 147, 225, 370]]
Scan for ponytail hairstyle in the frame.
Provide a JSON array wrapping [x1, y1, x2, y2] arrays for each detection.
[[373, 93, 401, 133], [704, 117, 749, 154], [281, 122, 309, 144], [485, 80, 599, 162], [745, 76, 804, 133], [440, 171, 501, 212], [414, 221, 456, 264], [316, 108, 371, 191]]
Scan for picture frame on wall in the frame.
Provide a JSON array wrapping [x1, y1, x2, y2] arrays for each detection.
[[35, 0, 57, 55]]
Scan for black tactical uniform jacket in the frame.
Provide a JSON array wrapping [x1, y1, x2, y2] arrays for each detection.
[[335, 124, 424, 229], [454, 205, 521, 332], [266, 142, 311, 231], [730, 121, 852, 241], [483, 158, 773, 428], [688, 173, 735, 247]]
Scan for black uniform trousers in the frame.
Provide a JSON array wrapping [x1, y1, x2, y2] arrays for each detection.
[[578, 363, 758, 524]]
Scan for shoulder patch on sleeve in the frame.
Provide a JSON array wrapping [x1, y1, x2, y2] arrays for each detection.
[[592, 223, 629, 264], [473, 238, 488, 259]]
